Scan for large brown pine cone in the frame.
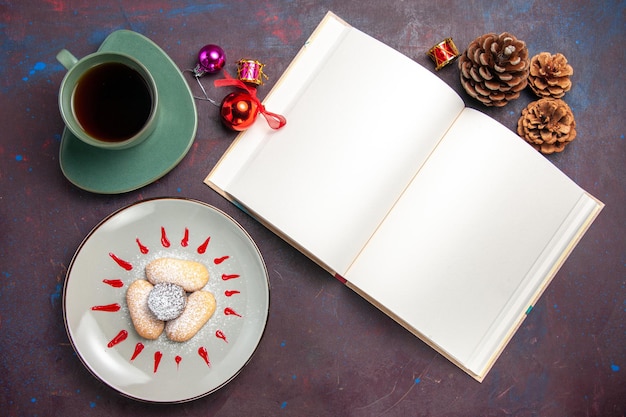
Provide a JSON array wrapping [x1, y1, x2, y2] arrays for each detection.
[[528, 52, 573, 98], [459, 32, 530, 107], [517, 98, 576, 154]]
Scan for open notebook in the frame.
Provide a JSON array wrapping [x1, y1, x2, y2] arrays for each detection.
[[205, 12, 603, 381]]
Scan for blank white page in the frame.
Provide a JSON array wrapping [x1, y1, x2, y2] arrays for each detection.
[[345, 108, 592, 376], [221, 22, 464, 275]]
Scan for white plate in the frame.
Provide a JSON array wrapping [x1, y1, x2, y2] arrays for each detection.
[[63, 198, 269, 402]]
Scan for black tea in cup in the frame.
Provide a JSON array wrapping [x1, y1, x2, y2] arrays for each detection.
[[73, 62, 153, 142]]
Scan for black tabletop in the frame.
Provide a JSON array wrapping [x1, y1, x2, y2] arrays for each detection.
[[1, 1, 624, 416]]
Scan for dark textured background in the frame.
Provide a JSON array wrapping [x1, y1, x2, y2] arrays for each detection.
[[1, 1, 624, 416]]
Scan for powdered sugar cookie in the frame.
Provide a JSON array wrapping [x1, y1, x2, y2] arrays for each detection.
[[126, 279, 164, 340], [165, 290, 216, 342], [145, 258, 209, 292]]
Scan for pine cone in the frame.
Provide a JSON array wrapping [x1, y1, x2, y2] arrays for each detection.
[[528, 52, 573, 98], [459, 32, 530, 107], [517, 98, 576, 154]]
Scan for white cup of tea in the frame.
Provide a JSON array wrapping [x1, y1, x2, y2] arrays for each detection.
[[57, 49, 159, 150]]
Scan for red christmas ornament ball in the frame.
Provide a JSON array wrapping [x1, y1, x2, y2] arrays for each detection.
[[220, 92, 259, 131]]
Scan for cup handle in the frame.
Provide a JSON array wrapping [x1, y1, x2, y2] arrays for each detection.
[[56, 49, 78, 70]]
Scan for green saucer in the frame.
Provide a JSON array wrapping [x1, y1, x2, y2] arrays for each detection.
[[59, 30, 197, 194]]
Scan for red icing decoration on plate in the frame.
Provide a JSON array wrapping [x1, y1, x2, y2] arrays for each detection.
[[198, 346, 210, 366], [214, 255, 229, 264], [136, 238, 149, 254], [91, 303, 121, 312], [215, 330, 228, 343], [154, 351, 163, 373], [221, 274, 240, 281], [131, 342, 144, 361], [160, 226, 170, 247], [197, 237, 210, 254], [103, 279, 124, 288], [107, 330, 128, 348], [109, 253, 133, 270], [181, 228, 190, 247], [224, 307, 242, 317]]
